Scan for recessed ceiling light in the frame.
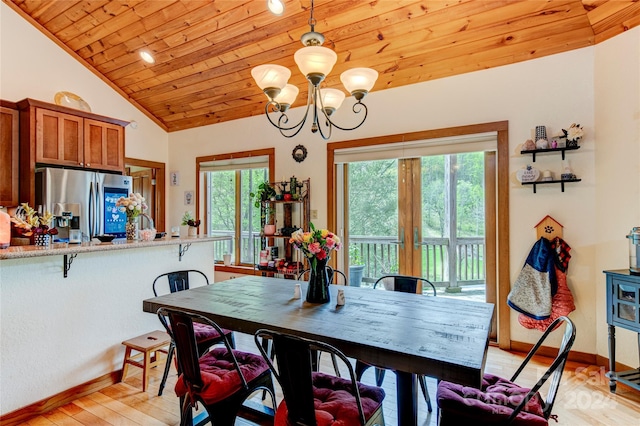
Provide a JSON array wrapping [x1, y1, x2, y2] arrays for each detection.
[[267, 0, 285, 15], [139, 50, 155, 64]]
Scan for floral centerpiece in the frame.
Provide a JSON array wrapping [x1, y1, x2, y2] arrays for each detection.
[[116, 193, 147, 221], [11, 203, 57, 246], [116, 193, 147, 240], [290, 223, 341, 304], [562, 123, 584, 147]]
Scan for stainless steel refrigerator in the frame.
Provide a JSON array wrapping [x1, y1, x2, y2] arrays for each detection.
[[35, 167, 132, 242]]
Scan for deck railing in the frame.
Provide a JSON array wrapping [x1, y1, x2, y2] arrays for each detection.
[[350, 235, 485, 288], [211, 231, 485, 289]]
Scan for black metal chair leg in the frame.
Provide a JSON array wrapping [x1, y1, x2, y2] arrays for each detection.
[[355, 360, 370, 381], [419, 374, 433, 412], [158, 341, 175, 396], [374, 367, 386, 387]]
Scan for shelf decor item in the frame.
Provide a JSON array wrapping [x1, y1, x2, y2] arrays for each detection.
[[10, 203, 57, 246], [290, 223, 341, 304], [181, 211, 201, 237], [562, 123, 584, 147], [116, 193, 147, 240]]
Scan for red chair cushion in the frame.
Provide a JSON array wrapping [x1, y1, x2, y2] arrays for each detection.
[[437, 373, 547, 426], [174, 347, 269, 405], [193, 322, 231, 346], [275, 372, 385, 426]]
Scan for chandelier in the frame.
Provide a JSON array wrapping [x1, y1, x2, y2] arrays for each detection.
[[251, 0, 378, 139]]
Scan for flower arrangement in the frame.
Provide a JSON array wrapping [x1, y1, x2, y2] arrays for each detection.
[[10, 203, 58, 236], [181, 211, 201, 227], [116, 193, 147, 220], [562, 123, 584, 147], [289, 223, 341, 269]]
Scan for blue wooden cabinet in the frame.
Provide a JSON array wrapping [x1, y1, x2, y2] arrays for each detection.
[[604, 269, 640, 393]]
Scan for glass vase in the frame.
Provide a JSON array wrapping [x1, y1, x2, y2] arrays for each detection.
[[306, 258, 330, 304], [126, 217, 139, 240]]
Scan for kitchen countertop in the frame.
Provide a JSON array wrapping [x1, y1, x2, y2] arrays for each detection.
[[0, 235, 232, 260]]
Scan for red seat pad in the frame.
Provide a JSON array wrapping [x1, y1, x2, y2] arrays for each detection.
[[175, 348, 269, 405], [192, 322, 231, 345], [437, 373, 547, 426], [275, 372, 385, 426]]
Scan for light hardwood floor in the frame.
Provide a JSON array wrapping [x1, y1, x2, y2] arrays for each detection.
[[21, 333, 640, 426]]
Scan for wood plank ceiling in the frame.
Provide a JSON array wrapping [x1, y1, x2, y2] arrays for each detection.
[[4, 0, 640, 132]]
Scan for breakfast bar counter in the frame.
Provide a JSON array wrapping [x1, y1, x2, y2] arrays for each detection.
[[0, 235, 230, 260], [0, 234, 228, 420]]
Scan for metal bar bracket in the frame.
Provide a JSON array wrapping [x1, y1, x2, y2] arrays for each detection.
[[179, 243, 191, 261], [63, 253, 78, 278]]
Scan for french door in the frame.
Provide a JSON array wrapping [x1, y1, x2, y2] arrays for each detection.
[[340, 152, 497, 338]]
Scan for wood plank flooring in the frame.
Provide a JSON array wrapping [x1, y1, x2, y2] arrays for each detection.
[[20, 333, 640, 426]]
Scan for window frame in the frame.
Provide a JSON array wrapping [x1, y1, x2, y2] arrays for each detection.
[[196, 148, 275, 266]]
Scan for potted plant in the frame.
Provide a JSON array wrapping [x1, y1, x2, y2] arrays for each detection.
[[250, 181, 277, 233], [249, 181, 276, 207], [181, 211, 201, 237], [348, 244, 365, 287]]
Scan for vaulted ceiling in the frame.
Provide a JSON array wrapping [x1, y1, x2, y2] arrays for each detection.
[[5, 0, 639, 132]]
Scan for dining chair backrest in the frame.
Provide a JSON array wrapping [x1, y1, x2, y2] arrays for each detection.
[[153, 269, 209, 297], [510, 315, 576, 420], [254, 329, 370, 426], [158, 307, 245, 392], [373, 274, 436, 296]]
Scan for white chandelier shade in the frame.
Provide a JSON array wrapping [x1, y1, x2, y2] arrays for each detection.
[[273, 84, 299, 110], [319, 88, 345, 114], [294, 45, 337, 78], [251, 64, 290, 91], [340, 68, 379, 95]]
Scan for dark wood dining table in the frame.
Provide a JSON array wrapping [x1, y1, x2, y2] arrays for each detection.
[[142, 275, 494, 426]]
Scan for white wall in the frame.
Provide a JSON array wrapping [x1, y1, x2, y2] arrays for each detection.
[[0, 2, 168, 164], [594, 28, 640, 363]]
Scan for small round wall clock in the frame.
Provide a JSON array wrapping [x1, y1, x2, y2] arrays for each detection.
[[292, 144, 308, 163]]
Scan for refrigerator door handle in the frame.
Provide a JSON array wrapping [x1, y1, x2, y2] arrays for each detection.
[[88, 181, 96, 239], [95, 182, 103, 236]]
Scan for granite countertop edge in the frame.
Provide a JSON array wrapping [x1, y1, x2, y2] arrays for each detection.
[[0, 235, 232, 260]]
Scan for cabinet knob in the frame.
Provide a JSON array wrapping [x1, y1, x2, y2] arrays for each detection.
[[86, 163, 91, 167], [79, 162, 83, 166]]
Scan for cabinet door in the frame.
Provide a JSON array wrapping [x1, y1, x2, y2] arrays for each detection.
[[0, 106, 19, 206], [84, 119, 124, 172], [35, 108, 84, 166]]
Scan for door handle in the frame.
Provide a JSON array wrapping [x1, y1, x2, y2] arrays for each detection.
[[414, 227, 420, 249], [391, 227, 404, 250]]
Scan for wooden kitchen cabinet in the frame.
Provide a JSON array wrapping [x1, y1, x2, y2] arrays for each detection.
[[0, 101, 19, 207], [84, 119, 125, 171], [17, 98, 128, 205], [35, 108, 84, 167]]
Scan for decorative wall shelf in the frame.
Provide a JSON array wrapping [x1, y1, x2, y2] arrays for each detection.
[[522, 178, 581, 193], [520, 145, 580, 162]]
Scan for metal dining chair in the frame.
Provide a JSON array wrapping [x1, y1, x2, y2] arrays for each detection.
[[355, 274, 437, 412], [437, 316, 576, 425], [153, 270, 235, 396], [158, 307, 276, 426], [255, 328, 386, 426]]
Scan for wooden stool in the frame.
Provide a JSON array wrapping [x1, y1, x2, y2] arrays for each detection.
[[121, 330, 171, 392]]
